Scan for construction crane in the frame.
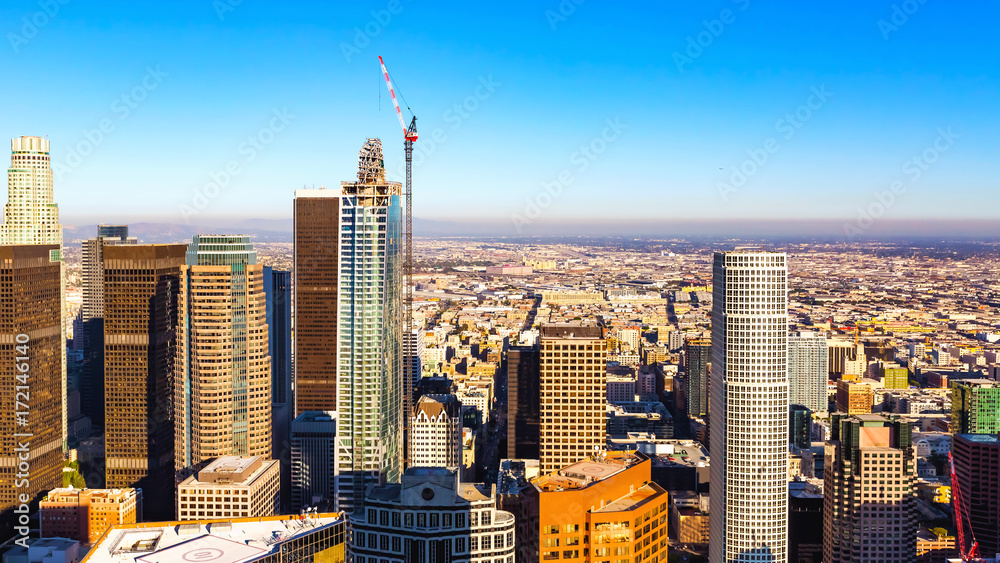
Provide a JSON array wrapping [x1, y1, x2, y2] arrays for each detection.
[[379, 55, 417, 461], [949, 452, 980, 561]]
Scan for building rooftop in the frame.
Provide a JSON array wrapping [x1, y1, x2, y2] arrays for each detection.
[[179, 456, 275, 487], [540, 324, 603, 339], [957, 433, 1000, 444], [593, 483, 666, 513], [81, 513, 344, 563], [533, 452, 642, 492]]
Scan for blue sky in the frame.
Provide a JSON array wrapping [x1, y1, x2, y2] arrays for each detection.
[[2, 0, 998, 229]]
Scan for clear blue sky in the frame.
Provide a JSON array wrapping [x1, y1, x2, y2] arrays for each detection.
[[3, 0, 998, 227]]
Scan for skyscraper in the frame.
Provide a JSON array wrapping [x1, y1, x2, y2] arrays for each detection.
[[685, 338, 711, 418], [290, 410, 337, 511], [80, 225, 136, 428], [103, 244, 185, 521], [409, 394, 462, 468], [789, 404, 812, 449], [952, 434, 1000, 557], [3, 136, 67, 448], [263, 266, 292, 511], [709, 249, 789, 563], [2, 137, 61, 244], [402, 327, 424, 463], [174, 235, 271, 472], [329, 139, 403, 513], [823, 413, 916, 562], [0, 245, 63, 528], [788, 331, 828, 413], [506, 344, 540, 459], [538, 324, 606, 474], [950, 379, 1000, 434], [294, 188, 340, 416]]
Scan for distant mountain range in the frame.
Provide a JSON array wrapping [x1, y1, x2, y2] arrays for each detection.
[[60, 217, 1000, 243]]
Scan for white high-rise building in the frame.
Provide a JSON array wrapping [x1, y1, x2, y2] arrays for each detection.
[[409, 394, 462, 468], [788, 332, 828, 413], [710, 250, 789, 563], [3, 136, 66, 447]]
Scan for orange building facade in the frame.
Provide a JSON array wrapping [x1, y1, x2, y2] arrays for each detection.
[[518, 451, 669, 563], [40, 488, 139, 544]]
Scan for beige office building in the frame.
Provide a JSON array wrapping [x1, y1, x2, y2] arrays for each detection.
[[539, 324, 606, 474], [175, 236, 271, 472], [177, 456, 279, 520]]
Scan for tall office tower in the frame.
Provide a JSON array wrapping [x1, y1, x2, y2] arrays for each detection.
[[507, 344, 540, 459], [290, 411, 338, 511], [3, 137, 67, 448], [103, 244, 185, 520], [685, 338, 711, 417], [823, 414, 916, 563], [0, 245, 63, 527], [788, 331, 828, 413], [263, 266, 292, 512], [174, 235, 272, 472], [538, 324, 606, 474], [333, 139, 403, 513], [294, 188, 340, 416], [79, 225, 136, 428], [951, 379, 1000, 434], [952, 434, 1000, 557], [709, 250, 789, 563], [409, 395, 462, 468], [789, 404, 812, 449], [402, 328, 424, 461]]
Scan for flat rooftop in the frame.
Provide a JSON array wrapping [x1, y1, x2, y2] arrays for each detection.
[[594, 483, 666, 513], [83, 513, 344, 563], [534, 452, 640, 492]]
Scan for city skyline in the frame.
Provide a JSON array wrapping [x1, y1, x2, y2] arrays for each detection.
[[2, 1, 998, 232], [3, 4, 1000, 562]]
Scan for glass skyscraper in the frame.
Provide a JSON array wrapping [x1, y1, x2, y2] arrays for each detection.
[[328, 138, 402, 514]]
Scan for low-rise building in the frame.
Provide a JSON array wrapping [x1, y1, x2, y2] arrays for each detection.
[[177, 456, 279, 520], [78, 512, 345, 563], [350, 467, 516, 562], [40, 488, 139, 545]]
